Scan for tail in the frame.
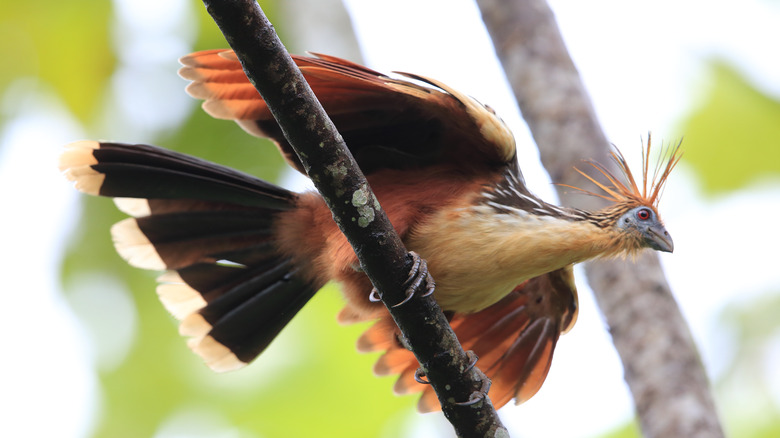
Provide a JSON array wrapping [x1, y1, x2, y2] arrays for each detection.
[[60, 140, 323, 371]]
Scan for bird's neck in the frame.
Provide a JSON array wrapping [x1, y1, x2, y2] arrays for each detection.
[[407, 199, 627, 313], [463, 204, 626, 270], [474, 163, 635, 265]]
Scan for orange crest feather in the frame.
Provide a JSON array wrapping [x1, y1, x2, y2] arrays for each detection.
[[561, 134, 682, 207]]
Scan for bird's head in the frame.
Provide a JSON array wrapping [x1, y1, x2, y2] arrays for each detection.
[[612, 203, 674, 253], [562, 135, 682, 254]]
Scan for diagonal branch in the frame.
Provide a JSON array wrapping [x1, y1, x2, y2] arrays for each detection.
[[200, 0, 506, 436], [476, 0, 724, 437]]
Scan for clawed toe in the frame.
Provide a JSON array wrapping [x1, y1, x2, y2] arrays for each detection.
[[369, 251, 436, 307], [414, 367, 430, 385], [463, 350, 478, 373], [392, 251, 435, 307], [454, 373, 491, 406], [453, 351, 490, 406]]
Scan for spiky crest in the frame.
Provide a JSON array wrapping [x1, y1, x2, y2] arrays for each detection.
[[560, 134, 682, 208]]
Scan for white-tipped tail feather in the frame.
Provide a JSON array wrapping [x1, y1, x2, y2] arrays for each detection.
[[156, 272, 207, 320], [179, 313, 211, 340], [59, 141, 103, 195], [111, 218, 165, 270], [189, 336, 246, 373], [114, 198, 151, 217]]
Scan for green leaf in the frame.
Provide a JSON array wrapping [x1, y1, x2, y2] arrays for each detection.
[[0, 0, 114, 122], [678, 61, 780, 194]]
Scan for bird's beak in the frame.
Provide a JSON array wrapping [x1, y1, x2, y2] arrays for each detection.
[[645, 223, 674, 253]]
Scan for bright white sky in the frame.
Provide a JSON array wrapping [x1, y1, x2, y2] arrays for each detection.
[[1, 0, 779, 437]]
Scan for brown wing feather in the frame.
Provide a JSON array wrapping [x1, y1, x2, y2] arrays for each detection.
[[356, 267, 578, 412], [179, 49, 516, 176]]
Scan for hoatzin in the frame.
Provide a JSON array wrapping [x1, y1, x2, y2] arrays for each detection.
[[60, 49, 679, 412]]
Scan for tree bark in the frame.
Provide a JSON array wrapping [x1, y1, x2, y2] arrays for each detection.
[[476, 0, 724, 437], [200, 1, 507, 436]]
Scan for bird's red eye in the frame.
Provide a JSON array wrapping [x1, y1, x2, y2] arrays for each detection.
[[637, 208, 651, 220]]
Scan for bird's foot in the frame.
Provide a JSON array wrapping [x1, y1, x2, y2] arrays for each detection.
[[454, 351, 490, 406], [393, 251, 435, 307], [369, 251, 435, 307], [413, 350, 477, 386], [414, 351, 490, 406]]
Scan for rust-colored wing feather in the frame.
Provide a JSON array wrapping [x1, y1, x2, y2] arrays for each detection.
[[178, 49, 516, 176], [357, 267, 578, 412]]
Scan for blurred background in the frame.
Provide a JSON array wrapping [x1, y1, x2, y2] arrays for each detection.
[[1, 0, 779, 436]]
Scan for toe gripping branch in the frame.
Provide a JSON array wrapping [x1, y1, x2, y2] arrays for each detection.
[[369, 251, 435, 307], [454, 351, 491, 407], [415, 350, 491, 407]]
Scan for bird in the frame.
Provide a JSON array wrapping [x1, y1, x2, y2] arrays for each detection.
[[60, 48, 680, 412]]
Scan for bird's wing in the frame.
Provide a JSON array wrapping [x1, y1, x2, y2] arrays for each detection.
[[179, 49, 516, 176], [356, 267, 578, 412]]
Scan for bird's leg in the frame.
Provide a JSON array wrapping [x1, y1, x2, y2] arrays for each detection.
[[369, 251, 435, 307]]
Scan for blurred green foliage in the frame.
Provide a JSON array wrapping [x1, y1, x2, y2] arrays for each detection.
[[55, 2, 418, 437], [0, 0, 114, 123], [679, 60, 780, 194], [717, 293, 780, 438], [680, 63, 780, 437], [654, 60, 780, 438], [600, 421, 641, 438], [595, 54, 780, 438]]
